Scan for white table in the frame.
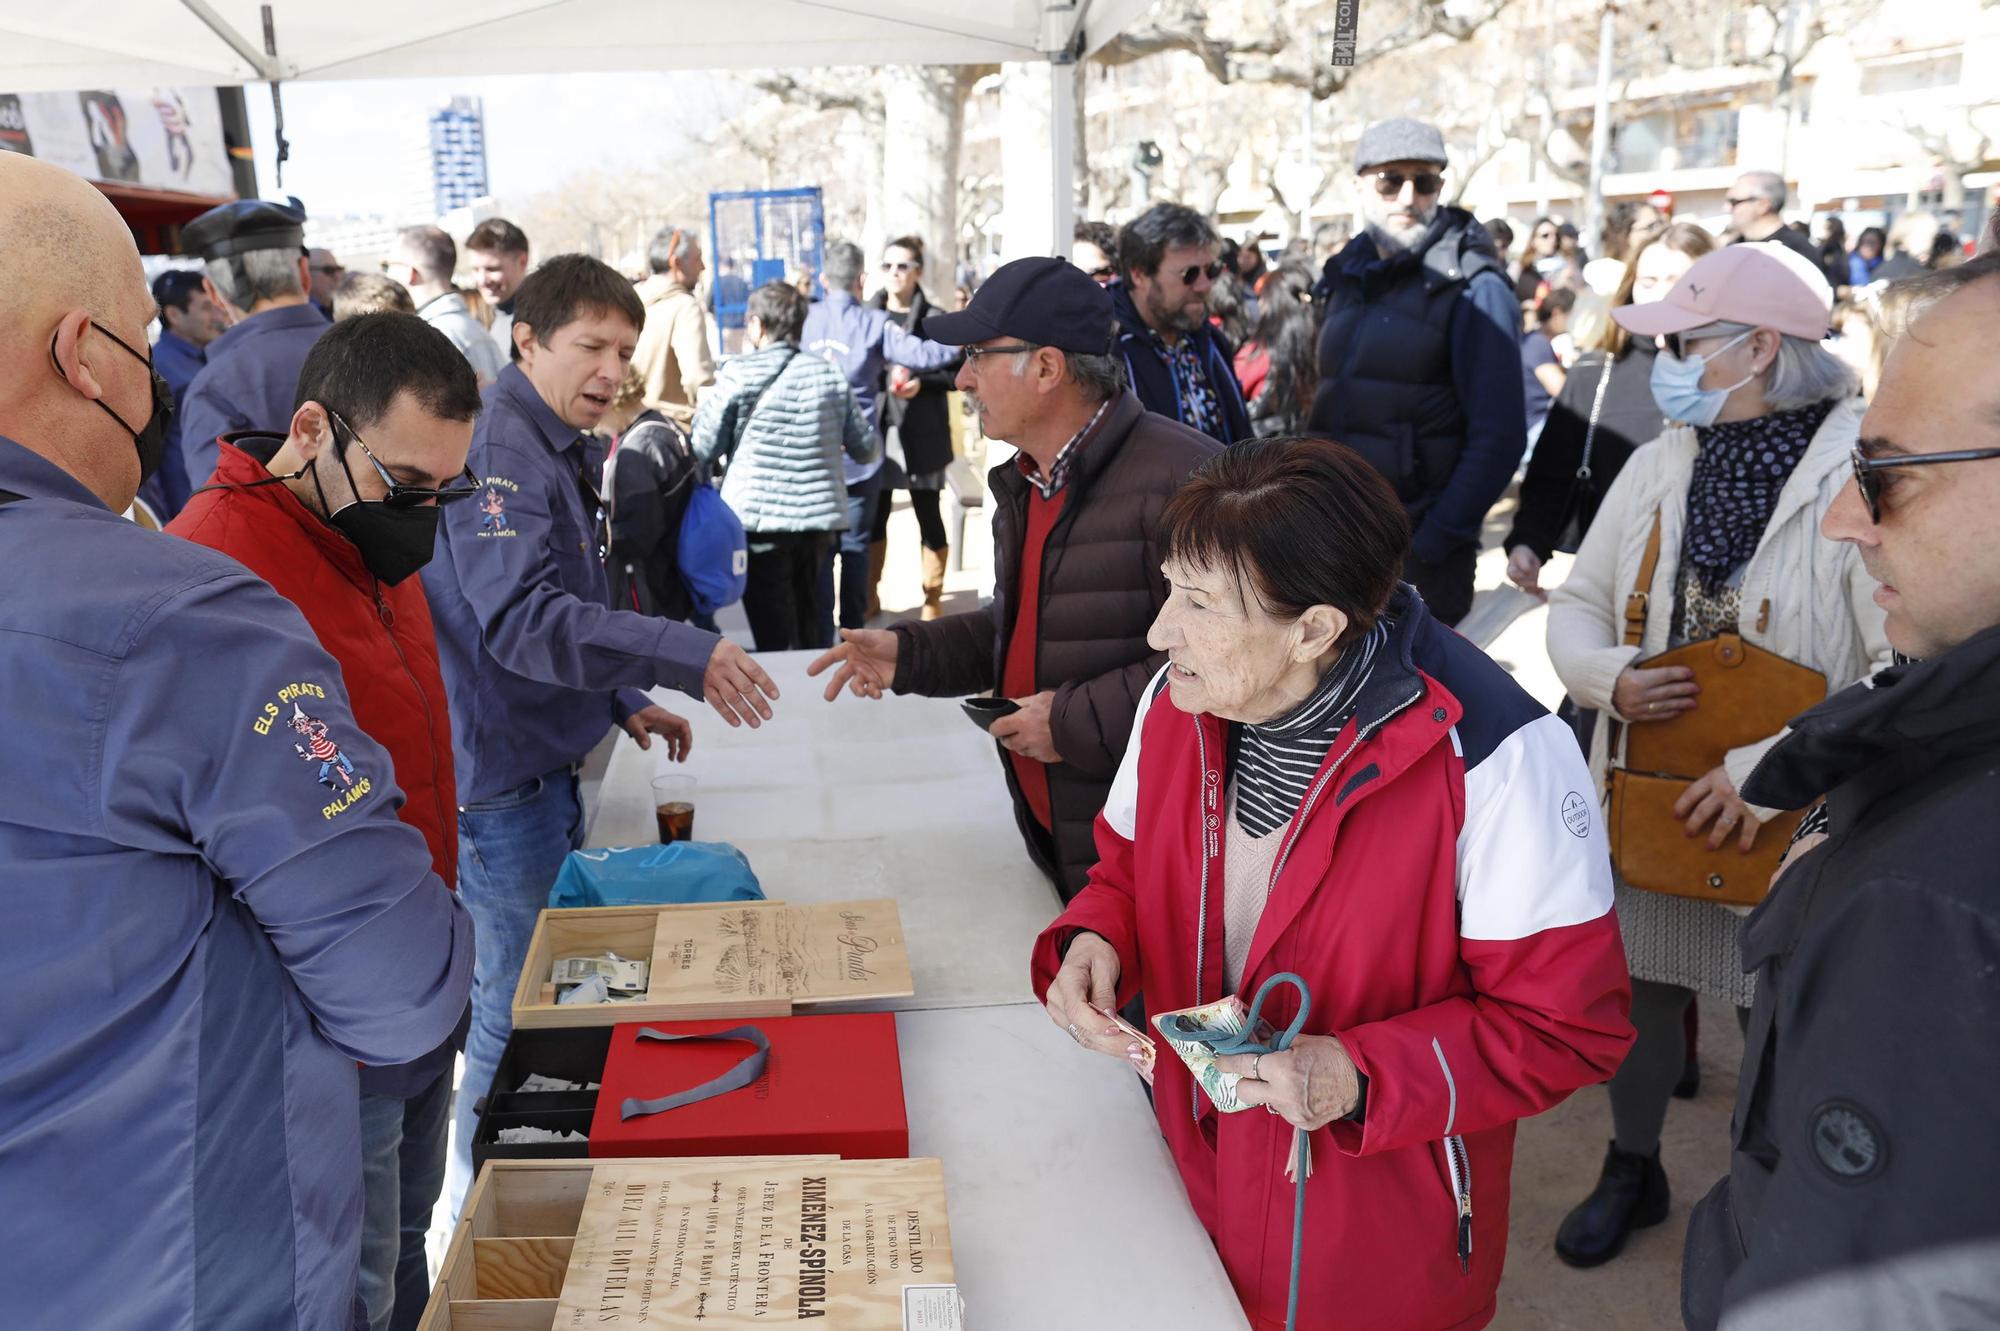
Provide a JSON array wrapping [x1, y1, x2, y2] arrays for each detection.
[[587, 652, 1073, 1012], [898, 1004, 1246, 1328], [583, 651, 1248, 1329]]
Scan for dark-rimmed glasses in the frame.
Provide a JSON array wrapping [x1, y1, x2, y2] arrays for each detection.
[[329, 409, 481, 507], [881, 261, 915, 273], [1370, 169, 1444, 197], [961, 343, 1038, 363], [1849, 444, 2000, 524]]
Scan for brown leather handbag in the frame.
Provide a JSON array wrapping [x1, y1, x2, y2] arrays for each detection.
[[1604, 513, 1827, 907]]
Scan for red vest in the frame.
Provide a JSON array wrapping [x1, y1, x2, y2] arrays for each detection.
[[168, 437, 458, 885]]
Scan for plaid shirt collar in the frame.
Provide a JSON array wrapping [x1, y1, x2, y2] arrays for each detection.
[[1015, 397, 1113, 501]]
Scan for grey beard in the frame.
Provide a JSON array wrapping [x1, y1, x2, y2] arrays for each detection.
[[1366, 205, 1438, 255]]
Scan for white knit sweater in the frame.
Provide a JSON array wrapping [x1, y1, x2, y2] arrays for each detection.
[[1546, 396, 1892, 821]]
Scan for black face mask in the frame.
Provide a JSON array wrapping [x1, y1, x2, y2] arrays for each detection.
[[311, 445, 441, 587], [50, 322, 175, 485]]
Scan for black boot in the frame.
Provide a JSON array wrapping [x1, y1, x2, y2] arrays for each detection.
[[1554, 1142, 1670, 1268]]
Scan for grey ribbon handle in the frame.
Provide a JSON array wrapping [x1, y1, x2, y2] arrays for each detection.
[[618, 1025, 772, 1121]]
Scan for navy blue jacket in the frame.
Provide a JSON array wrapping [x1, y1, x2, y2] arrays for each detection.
[[422, 365, 715, 804], [1109, 280, 1253, 446], [145, 326, 206, 518], [178, 300, 329, 491], [1309, 212, 1526, 565], [0, 435, 473, 1330], [802, 289, 958, 486]]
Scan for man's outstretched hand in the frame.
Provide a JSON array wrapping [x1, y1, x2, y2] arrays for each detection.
[[806, 629, 900, 702], [704, 638, 780, 728]]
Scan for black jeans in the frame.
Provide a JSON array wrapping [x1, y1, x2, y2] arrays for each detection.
[[1408, 539, 1478, 627], [744, 531, 833, 652], [872, 483, 949, 550]]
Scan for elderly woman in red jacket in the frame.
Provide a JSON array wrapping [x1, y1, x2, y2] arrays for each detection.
[[1033, 438, 1634, 1331]]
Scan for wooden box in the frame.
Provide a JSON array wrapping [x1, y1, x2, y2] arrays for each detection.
[[416, 1156, 837, 1331], [511, 899, 913, 1031]]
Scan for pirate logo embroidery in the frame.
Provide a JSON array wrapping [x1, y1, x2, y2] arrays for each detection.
[[289, 705, 356, 790], [476, 486, 515, 537]]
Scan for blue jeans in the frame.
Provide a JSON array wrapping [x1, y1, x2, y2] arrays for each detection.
[[821, 470, 884, 632], [445, 768, 585, 1215], [357, 1070, 452, 1331]]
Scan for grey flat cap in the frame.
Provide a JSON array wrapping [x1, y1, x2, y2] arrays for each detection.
[[1355, 118, 1449, 173]]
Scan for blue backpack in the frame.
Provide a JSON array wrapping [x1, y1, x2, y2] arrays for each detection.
[[676, 480, 747, 615]]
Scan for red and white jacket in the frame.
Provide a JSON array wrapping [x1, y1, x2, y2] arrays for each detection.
[[1031, 591, 1634, 1331]]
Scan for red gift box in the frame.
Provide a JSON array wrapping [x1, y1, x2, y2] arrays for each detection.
[[589, 1014, 909, 1160]]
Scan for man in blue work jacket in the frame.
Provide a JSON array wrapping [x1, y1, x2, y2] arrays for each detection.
[[178, 197, 331, 491], [803, 239, 960, 631], [0, 153, 474, 1331], [138, 267, 222, 520], [423, 254, 779, 1207]]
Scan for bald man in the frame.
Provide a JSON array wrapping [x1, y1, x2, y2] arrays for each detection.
[[0, 155, 473, 1330]]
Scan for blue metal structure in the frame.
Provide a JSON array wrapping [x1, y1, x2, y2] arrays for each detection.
[[707, 187, 824, 333]]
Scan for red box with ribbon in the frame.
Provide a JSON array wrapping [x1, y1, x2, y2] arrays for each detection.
[[588, 1014, 909, 1160]]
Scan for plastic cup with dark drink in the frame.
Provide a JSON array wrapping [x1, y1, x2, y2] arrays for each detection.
[[652, 773, 697, 844]]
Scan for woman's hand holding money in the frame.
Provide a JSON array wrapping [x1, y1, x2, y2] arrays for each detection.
[[1214, 1037, 1362, 1131], [1044, 932, 1131, 1059]]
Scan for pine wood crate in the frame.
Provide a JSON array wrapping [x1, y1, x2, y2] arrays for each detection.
[[416, 1156, 837, 1331], [510, 898, 913, 1030]]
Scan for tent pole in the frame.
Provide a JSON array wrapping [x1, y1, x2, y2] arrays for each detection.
[[1048, 54, 1078, 259]]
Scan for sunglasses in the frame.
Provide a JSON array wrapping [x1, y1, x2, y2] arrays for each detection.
[[330, 410, 481, 508], [1173, 261, 1225, 286], [1086, 265, 1115, 280], [1724, 196, 1759, 208], [1369, 169, 1444, 197], [1662, 327, 1748, 361], [1849, 443, 2000, 524], [313, 264, 346, 277]]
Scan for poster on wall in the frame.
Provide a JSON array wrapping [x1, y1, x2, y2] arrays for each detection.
[[0, 87, 232, 197]]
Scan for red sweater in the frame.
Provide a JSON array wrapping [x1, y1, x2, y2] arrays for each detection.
[[1000, 487, 1066, 830], [168, 437, 459, 886]]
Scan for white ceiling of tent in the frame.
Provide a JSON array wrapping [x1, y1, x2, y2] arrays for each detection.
[[1, 0, 1152, 90]]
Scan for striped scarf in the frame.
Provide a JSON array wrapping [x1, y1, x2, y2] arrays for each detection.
[[1231, 620, 1389, 839]]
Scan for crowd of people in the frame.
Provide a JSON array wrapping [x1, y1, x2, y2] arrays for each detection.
[[1, 101, 1997, 1331]]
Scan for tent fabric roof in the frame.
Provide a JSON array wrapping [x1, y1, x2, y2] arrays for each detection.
[[2, 0, 1155, 90]]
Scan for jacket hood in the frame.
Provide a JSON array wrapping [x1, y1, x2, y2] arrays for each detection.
[[1320, 206, 1506, 297], [637, 273, 694, 305], [1744, 621, 2000, 810]]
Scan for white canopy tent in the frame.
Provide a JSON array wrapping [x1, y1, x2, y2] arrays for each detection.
[[3, 0, 1156, 253]]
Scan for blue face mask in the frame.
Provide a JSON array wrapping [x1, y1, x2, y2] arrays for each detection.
[[1649, 330, 1756, 427]]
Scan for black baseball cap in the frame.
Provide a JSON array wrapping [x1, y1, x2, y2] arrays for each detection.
[[921, 256, 1114, 354]]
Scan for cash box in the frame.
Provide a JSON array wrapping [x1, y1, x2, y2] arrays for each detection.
[[589, 1012, 909, 1160]]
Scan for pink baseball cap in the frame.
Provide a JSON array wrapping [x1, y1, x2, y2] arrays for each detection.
[[1612, 241, 1833, 341]]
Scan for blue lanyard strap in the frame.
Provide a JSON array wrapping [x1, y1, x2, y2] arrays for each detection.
[[618, 1025, 771, 1120], [1173, 972, 1312, 1331]]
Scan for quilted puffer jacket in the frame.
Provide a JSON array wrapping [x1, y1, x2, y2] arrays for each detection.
[[689, 340, 877, 533]]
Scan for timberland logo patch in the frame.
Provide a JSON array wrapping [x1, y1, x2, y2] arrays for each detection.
[[1810, 1100, 1885, 1181], [1561, 791, 1592, 838]]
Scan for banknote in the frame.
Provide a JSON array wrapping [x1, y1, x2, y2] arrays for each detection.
[[551, 953, 650, 994]]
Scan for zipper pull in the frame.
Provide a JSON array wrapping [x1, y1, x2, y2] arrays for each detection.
[[1457, 1204, 1473, 1275], [1756, 598, 1771, 635], [374, 589, 395, 628]]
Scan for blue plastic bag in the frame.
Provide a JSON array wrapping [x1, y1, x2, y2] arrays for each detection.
[[548, 842, 763, 909]]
